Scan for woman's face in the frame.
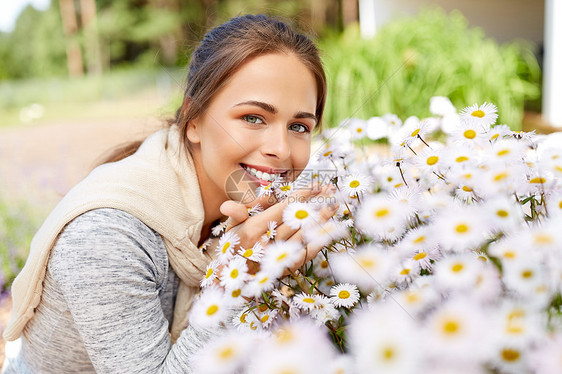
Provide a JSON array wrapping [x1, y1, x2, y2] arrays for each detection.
[[187, 52, 318, 209]]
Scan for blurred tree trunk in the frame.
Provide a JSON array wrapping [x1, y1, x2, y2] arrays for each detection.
[[79, 0, 102, 75], [59, 0, 83, 77], [150, 0, 182, 65], [310, 0, 327, 33], [341, 0, 359, 27]]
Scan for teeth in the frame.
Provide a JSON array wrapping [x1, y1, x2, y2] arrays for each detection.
[[242, 165, 280, 182]]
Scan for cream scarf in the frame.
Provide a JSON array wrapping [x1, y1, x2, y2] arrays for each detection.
[[3, 125, 213, 342]]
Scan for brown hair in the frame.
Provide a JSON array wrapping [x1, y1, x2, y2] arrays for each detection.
[[101, 14, 327, 164]]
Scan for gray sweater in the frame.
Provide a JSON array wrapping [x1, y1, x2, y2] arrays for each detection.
[[2, 208, 212, 373]]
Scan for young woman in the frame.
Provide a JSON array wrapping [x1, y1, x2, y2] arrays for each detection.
[[2, 14, 335, 373]]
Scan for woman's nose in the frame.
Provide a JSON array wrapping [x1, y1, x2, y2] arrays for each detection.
[[261, 124, 290, 160]]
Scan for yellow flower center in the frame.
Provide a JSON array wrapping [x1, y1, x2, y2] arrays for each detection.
[[356, 128, 363, 133], [491, 133, 499, 140], [426, 156, 439, 165], [242, 248, 253, 257], [497, 210, 509, 217], [260, 315, 270, 323], [534, 234, 553, 245], [338, 290, 351, 299], [521, 270, 533, 279], [494, 172, 508, 182], [259, 276, 269, 284], [443, 320, 460, 335], [323, 151, 332, 157], [451, 263, 464, 272], [321, 260, 329, 269], [218, 346, 234, 361], [221, 242, 231, 254], [205, 268, 214, 279], [413, 252, 427, 260], [462, 186, 472, 192], [497, 149, 510, 156], [231, 289, 241, 297], [359, 258, 375, 269], [374, 208, 389, 218], [411, 128, 420, 137], [302, 297, 315, 304], [206, 305, 219, 316], [277, 253, 287, 262], [405, 292, 419, 303], [400, 268, 411, 275], [464, 129, 477, 139], [382, 346, 395, 361], [295, 210, 309, 219], [280, 185, 292, 191], [504, 251, 516, 258], [455, 224, 469, 233], [413, 235, 425, 244], [349, 180, 360, 188], [501, 349, 521, 362], [471, 110, 485, 118], [456, 156, 469, 162], [239, 313, 247, 323], [230, 269, 239, 279], [529, 177, 546, 184]]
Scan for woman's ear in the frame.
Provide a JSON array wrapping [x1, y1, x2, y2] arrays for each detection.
[[186, 118, 201, 144]]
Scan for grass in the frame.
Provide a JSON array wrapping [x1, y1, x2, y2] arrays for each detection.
[[0, 196, 44, 294], [0, 67, 187, 129]]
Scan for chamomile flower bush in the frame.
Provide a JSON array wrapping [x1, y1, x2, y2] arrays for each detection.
[[189, 98, 561, 374]]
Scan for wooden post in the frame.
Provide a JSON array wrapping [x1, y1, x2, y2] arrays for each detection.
[[543, 0, 562, 127], [342, 0, 359, 28], [59, 0, 84, 77], [358, 0, 376, 39]]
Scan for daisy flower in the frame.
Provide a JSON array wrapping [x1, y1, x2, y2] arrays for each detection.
[[430, 206, 490, 253], [398, 117, 432, 148], [304, 219, 347, 249], [486, 138, 526, 166], [329, 283, 360, 308], [261, 220, 277, 241], [260, 240, 303, 274], [331, 244, 397, 291], [257, 309, 278, 329], [487, 341, 529, 374], [487, 236, 528, 264], [201, 259, 221, 288], [243, 268, 279, 297], [310, 301, 340, 325], [391, 260, 417, 287], [349, 305, 419, 374], [283, 202, 319, 229], [292, 292, 323, 311], [485, 196, 524, 233], [215, 231, 240, 264], [430, 96, 457, 116], [247, 203, 264, 216], [433, 253, 483, 293], [277, 181, 294, 199], [211, 219, 228, 237], [356, 194, 410, 237], [414, 147, 445, 175], [256, 181, 276, 198], [366, 116, 389, 140], [237, 241, 264, 263], [219, 257, 249, 290], [502, 259, 550, 303], [189, 287, 230, 329], [391, 287, 438, 316], [312, 252, 332, 278], [341, 173, 371, 197], [198, 237, 213, 254], [450, 121, 488, 148], [193, 331, 254, 374], [459, 102, 498, 129], [488, 124, 512, 142], [424, 298, 490, 362], [347, 118, 368, 140]]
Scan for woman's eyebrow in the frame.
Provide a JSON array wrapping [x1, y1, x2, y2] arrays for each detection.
[[234, 100, 278, 114], [294, 111, 317, 123]]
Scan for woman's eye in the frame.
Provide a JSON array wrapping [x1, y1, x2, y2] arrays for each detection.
[[243, 115, 264, 124], [289, 123, 310, 134]]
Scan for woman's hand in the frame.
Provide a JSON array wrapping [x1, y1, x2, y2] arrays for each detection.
[[219, 183, 338, 274]]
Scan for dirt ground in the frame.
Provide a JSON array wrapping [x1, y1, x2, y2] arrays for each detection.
[[0, 116, 162, 368]]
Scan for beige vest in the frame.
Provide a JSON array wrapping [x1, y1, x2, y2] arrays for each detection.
[[3, 125, 213, 342]]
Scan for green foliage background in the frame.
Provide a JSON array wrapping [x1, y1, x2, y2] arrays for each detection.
[[319, 9, 541, 130]]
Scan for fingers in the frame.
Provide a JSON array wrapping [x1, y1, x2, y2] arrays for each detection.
[[220, 200, 249, 230]]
